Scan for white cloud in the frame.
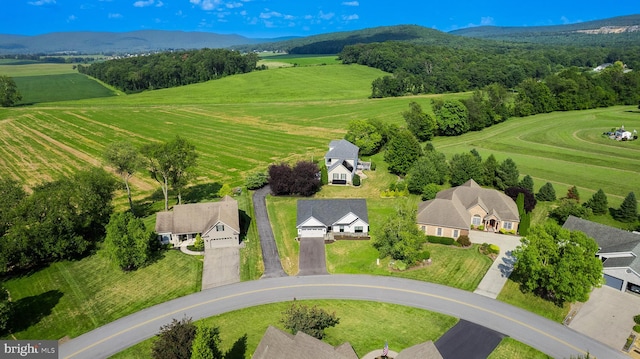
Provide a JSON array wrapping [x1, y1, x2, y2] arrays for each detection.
[[226, 2, 242, 8], [108, 13, 123, 19], [239, 10, 247, 16], [480, 16, 494, 26], [318, 11, 334, 20], [156, 1, 164, 7], [342, 14, 359, 21], [28, 0, 55, 6], [190, 0, 221, 10], [67, 14, 77, 21], [260, 11, 282, 19], [341, 1, 359, 6], [133, 0, 155, 8]]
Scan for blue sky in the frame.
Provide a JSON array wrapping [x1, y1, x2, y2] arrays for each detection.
[[2, 0, 639, 37]]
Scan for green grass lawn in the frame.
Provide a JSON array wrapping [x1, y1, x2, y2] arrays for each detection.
[[14, 73, 116, 104], [488, 337, 552, 359], [497, 279, 570, 323], [0, 63, 78, 76], [260, 54, 341, 66], [2, 250, 202, 340], [110, 300, 458, 359]]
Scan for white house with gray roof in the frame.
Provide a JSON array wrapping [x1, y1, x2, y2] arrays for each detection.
[[296, 199, 369, 239], [155, 195, 240, 249], [417, 179, 520, 239], [325, 139, 359, 185], [563, 215, 640, 292]]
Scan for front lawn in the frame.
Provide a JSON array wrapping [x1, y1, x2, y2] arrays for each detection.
[[497, 279, 570, 323], [110, 300, 458, 358], [488, 337, 552, 359], [3, 250, 202, 340]]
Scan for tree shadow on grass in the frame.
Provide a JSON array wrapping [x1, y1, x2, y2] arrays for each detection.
[[182, 182, 222, 203], [225, 334, 248, 359], [8, 290, 64, 334]]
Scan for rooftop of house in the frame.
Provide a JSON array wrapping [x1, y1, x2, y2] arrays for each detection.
[[297, 199, 368, 227], [326, 139, 359, 161], [155, 195, 239, 235], [252, 326, 358, 359]]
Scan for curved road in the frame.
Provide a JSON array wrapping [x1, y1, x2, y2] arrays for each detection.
[[252, 185, 287, 278], [59, 275, 624, 359]]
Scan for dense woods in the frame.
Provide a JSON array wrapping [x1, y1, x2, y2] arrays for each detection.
[[78, 48, 260, 93]]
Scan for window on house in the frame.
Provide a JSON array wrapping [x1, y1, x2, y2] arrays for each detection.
[[472, 215, 481, 226], [340, 173, 347, 180], [453, 229, 459, 238], [436, 228, 442, 236], [333, 173, 339, 180], [421, 225, 426, 232], [216, 224, 225, 232], [339, 225, 345, 233], [355, 226, 363, 233], [504, 222, 512, 230]]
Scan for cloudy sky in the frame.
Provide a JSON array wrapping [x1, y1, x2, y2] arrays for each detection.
[[3, 0, 639, 37]]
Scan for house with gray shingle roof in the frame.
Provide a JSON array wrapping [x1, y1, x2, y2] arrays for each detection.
[[325, 139, 359, 185], [155, 195, 240, 249], [252, 326, 442, 359], [296, 199, 368, 239], [417, 179, 520, 239], [563, 215, 640, 292]]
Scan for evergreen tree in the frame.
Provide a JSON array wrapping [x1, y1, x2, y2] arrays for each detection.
[[519, 174, 534, 193], [536, 182, 556, 202], [481, 154, 499, 187], [584, 189, 608, 215], [449, 152, 483, 187], [615, 192, 638, 223], [191, 324, 223, 359], [495, 158, 519, 190]]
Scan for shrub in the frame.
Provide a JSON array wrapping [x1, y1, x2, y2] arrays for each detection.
[[421, 183, 440, 201], [370, 161, 377, 171], [353, 174, 361, 186], [417, 250, 431, 261], [392, 260, 408, 271], [634, 314, 640, 325], [489, 244, 500, 254], [245, 171, 268, 190], [635, 325, 640, 333], [427, 235, 455, 245], [457, 234, 471, 247], [193, 234, 204, 251], [477, 225, 484, 231]]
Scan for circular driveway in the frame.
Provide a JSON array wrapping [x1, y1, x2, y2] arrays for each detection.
[[59, 275, 625, 359]]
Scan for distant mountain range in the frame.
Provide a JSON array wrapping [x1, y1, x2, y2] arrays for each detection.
[[1, 14, 639, 55], [0, 30, 298, 55]]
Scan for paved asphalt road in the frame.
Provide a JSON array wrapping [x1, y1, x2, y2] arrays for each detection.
[[59, 275, 625, 359], [252, 186, 287, 278]]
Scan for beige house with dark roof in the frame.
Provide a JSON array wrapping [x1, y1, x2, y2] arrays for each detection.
[[252, 326, 442, 359], [417, 179, 520, 239], [155, 195, 240, 249]]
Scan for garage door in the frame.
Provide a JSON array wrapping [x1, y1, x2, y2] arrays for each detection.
[[603, 274, 623, 290], [299, 228, 325, 238]]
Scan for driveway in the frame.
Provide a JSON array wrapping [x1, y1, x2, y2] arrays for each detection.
[[568, 285, 640, 350], [201, 246, 240, 290], [297, 237, 328, 276], [436, 319, 504, 359], [470, 231, 521, 299], [252, 186, 287, 278]]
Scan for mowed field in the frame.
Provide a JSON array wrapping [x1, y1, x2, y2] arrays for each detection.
[[0, 60, 638, 210]]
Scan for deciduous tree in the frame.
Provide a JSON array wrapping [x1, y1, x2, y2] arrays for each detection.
[[565, 186, 580, 202], [373, 205, 426, 263], [0, 75, 22, 107], [0, 285, 12, 333], [0, 178, 26, 236], [344, 119, 383, 156], [151, 316, 197, 359], [512, 223, 603, 305], [104, 141, 142, 213], [103, 212, 156, 271], [291, 161, 321, 196], [432, 99, 470, 136], [281, 302, 340, 339], [268, 163, 294, 196], [384, 129, 422, 175], [403, 101, 437, 141]]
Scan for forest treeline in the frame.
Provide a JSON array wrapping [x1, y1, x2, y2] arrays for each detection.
[[77, 48, 260, 93], [338, 41, 640, 100]]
